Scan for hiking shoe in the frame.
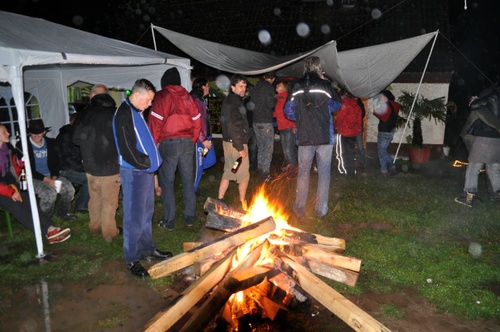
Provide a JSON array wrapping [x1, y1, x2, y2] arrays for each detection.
[[46, 227, 71, 240], [454, 192, 475, 208], [127, 261, 149, 278], [158, 219, 174, 231], [143, 249, 173, 262]]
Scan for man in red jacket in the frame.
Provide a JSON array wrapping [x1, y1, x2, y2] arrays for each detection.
[[148, 68, 201, 230]]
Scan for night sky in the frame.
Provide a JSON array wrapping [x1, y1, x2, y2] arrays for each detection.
[[1, 0, 499, 107]]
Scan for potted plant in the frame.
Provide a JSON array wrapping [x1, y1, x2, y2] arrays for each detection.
[[397, 91, 447, 164]]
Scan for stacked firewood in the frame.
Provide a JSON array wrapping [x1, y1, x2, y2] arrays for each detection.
[[145, 198, 391, 332]]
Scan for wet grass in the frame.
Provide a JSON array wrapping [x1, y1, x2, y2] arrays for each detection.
[[0, 142, 499, 323]]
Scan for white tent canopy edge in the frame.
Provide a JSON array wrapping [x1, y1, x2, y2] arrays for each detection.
[[0, 11, 192, 258]]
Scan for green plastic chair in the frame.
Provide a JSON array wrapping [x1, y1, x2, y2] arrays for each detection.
[[1, 208, 13, 239]]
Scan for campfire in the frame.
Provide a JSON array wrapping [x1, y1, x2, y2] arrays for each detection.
[[145, 188, 391, 332]]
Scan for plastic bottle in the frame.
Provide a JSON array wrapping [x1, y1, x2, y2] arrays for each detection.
[[231, 157, 242, 173], [19, 169, 28, 191]]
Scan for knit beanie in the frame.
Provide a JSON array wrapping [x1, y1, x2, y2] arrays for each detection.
[[161, 67, 181, 88]]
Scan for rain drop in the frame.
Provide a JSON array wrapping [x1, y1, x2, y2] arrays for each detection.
[[72, 15, 83, 26], [246, 101, 255, 111], [371, 8, 382, 19], [274, 7, 281, 16], [215, 75, 230, 90], [296, 22, 310, 38], [321, 24, 331, 35], [258, 30, 272, 46]]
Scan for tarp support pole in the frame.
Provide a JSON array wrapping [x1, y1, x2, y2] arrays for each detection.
[[10, 65, 46, 258], [151, 24, 158, 51], [393, 30, 439, 162]]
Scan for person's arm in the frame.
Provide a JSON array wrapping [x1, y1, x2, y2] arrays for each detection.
[[114, 107, 151, 169], [17, 140, 45, 181], [0, 182, 16, 199], [225, 102, 246, 152], [148, 96, 166, 145], [191, 100, 202, 144]]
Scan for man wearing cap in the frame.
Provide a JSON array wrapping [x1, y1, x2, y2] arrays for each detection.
[[148, 67, 201, 230], [17, 119, 77, 220]]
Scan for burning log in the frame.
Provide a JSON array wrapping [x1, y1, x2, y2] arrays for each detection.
[[146, 190, 389, 331], [148, 216, 276, 279], [302, 257, 359, 287], [179, 242, 275, 332], [280, 256, 391, 332], [144, 248, 236, 332], [301, 245, 362, 272]]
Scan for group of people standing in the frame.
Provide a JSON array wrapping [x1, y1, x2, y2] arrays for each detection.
[[217, 57, 342, 221]]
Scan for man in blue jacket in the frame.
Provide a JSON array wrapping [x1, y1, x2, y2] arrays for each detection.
[[285, 57, 341, 220], [113, 79, 172, 278]]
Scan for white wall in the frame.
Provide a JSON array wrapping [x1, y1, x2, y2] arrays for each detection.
[[365, 83, 450, 145]]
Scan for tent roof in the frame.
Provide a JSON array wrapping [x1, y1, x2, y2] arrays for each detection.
[[153, 25, 438, 99], [0, 11, 190, 78]]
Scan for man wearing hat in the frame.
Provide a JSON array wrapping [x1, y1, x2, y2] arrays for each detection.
[[16, 119, 77, 220], [148, 67, 201, 230]]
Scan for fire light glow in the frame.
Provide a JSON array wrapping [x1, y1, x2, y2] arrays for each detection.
[[242, 186, 290, 234]]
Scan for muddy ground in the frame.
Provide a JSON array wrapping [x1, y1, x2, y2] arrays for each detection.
[[1, 256, 499, 332]]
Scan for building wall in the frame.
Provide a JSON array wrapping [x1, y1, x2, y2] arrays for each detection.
[[365, 83, 450, 146]]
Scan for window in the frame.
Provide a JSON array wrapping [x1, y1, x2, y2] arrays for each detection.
[[0, 92, 40, 134]]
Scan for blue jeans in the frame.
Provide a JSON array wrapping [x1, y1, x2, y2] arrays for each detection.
[[464, 162, 500, 194], [60, 169, 89, 211], [280, 127, 297, 170], [120, 167, 156, 264], [377, 131, 395, 173], [294, 144, 333, 218], [253, 123, 274, 179], [158, 138, 196, 227]]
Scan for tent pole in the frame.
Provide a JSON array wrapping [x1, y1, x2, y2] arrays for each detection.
[[151, 24, 158, 51], [393, 30, 439, 162], [11, 66, 46, 258]]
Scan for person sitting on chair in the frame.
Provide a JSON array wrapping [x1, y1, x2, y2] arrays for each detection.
[[16, 119, 77, 220], [0, 125, 71, 243]]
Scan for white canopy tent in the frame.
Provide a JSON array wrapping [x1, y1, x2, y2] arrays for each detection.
[[0, 11, 192, 258], [152, 25, 438, 99]]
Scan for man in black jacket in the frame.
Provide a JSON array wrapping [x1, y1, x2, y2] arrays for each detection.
[[218, 74, 250, 210], [284, 57, 341, 220], [248, 71, 276, 181], [57, 113, 89, 213], [72, 84, 122, 240]]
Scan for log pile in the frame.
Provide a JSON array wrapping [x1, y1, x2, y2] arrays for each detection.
[[145, 197, 391, 332]]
